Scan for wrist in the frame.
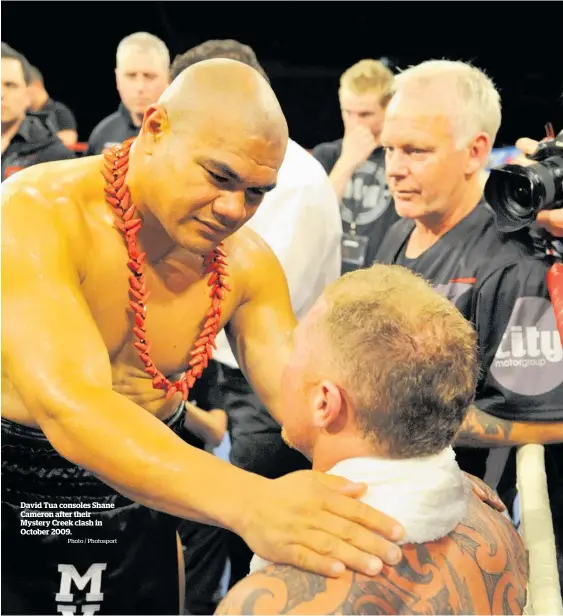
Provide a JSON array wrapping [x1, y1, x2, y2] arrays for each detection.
[[221, 468, 270, 535], [335, 155, 361, 175]]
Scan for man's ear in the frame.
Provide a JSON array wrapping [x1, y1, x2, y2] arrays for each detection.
[[312, 380, 344, 430], [140, 104, 169, 149], [465, 131, 491, 175]]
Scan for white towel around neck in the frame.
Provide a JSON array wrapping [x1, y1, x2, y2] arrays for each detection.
[[249, 446, 471, 574]]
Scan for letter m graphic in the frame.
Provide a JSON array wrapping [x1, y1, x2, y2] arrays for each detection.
[[56, 563, 106, 605]]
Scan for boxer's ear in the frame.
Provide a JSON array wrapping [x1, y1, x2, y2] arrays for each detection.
[[313, 380, 344, 430], [141, 104, 169, 149]]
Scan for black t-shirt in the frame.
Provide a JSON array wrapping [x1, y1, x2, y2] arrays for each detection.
[[376, 203, 563, 425], [1, 114, 75, 181], [312, 138, 399, 273], [40, 98, 77, 133], [86, 104, 139, 156]]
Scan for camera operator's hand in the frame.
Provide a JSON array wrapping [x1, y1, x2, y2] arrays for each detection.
[[513, 137, 540, 166], [515, 136, 563, 237]]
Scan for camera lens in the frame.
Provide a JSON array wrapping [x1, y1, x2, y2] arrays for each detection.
[[506, 174, 535, 216], [485, 158, 562, 232]]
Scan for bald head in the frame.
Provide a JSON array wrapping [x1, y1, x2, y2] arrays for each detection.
[[159, 58, 288, 146], [129, 58, 288, 255]]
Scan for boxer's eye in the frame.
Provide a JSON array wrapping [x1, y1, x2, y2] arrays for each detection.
[[207, 170, 229, 184]]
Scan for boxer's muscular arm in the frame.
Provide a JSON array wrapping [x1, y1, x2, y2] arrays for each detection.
[[227, 233, 297, 425], [1, 191, 262, 528], [1, 192, 405, 578]]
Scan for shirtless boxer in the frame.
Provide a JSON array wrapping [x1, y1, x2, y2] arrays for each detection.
[[216, 265, 528, 615]]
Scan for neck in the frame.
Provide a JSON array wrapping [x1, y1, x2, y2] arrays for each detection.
[[131, 111, 143, 128], [31, 90, 49, 111], [412, 178, 482, 249], [125, 156, 177, 264], [312, 434, 384, 472], [129, 198, 177, 265], [1, 116, 23, 137]]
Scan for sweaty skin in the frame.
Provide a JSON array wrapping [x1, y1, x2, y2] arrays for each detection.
[[216, 496, 528, 615], [1, 59, 403, 578]]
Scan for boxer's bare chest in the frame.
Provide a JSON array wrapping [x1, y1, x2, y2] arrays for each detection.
[[80, 231, 239, 416]]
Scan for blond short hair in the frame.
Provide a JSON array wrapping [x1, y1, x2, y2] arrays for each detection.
[[318, 264, 478, 458], [339, 59, 394, 107], [393, 59, 502, 148], [116, 32, 170, 70]]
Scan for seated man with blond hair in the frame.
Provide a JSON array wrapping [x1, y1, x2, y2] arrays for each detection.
[[217, 264, 527, 615]]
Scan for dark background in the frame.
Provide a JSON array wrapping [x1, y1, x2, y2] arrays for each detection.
[[4, 1, 563, 148]]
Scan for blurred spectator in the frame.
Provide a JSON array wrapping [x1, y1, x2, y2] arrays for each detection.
[[1, 43, 74, 181], [86, 32, 170, 155], [28, 65, 78, 147], [312, 59, 399, 273], [171, 38, 342, 596]]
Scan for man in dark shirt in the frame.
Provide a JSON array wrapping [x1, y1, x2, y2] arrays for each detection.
[[86, 32, 170, 155], [1, 43, 74, 181], [28, 65, 78, 147], [374, 59, 563, 495], [312, 59, 399, 273]]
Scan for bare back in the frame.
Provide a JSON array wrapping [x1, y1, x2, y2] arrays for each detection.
[[2, 157, 262, 427], [217, 496, 528, 615]]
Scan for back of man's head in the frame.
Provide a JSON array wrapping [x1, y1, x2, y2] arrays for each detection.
[[29, 65, 44, 86], [319, 264, 478, 458], [170, 39, 269, 83]]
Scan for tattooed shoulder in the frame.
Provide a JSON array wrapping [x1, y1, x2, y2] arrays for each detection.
[[215, 564, 333, 615], [217, 499, 527, 615]]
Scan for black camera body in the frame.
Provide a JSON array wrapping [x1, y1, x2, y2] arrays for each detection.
[[485, 130, 563, 233]]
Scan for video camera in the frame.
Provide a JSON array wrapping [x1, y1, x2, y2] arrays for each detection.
[[485, 128, 563, 346], [485, 129, 563, 233]]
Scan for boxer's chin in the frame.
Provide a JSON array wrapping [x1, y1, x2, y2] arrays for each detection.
[[173, 228, 217, 256]]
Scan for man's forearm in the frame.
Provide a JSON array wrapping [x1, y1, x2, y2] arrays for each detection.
[[39, 386, 264, 531], [455, 405, 563, 447], [328, 158, 357, 201]]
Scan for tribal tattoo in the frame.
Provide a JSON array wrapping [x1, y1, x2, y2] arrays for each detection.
[[455, 405, 563, 447], [216, 498, 527, 615], [455, 405, 515, 448]]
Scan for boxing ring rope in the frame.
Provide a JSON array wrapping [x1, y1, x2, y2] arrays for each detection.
[[517, 444, 563, 615]]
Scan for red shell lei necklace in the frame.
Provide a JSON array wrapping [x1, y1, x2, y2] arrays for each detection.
[[102, 138, 230, 401]]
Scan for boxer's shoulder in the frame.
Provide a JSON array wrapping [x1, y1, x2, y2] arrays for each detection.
[[2, 156, 109, 270], [224, 226, 286, 293]]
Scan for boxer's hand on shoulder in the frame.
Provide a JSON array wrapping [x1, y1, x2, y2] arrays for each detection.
[[239, 470, 404, 578]]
